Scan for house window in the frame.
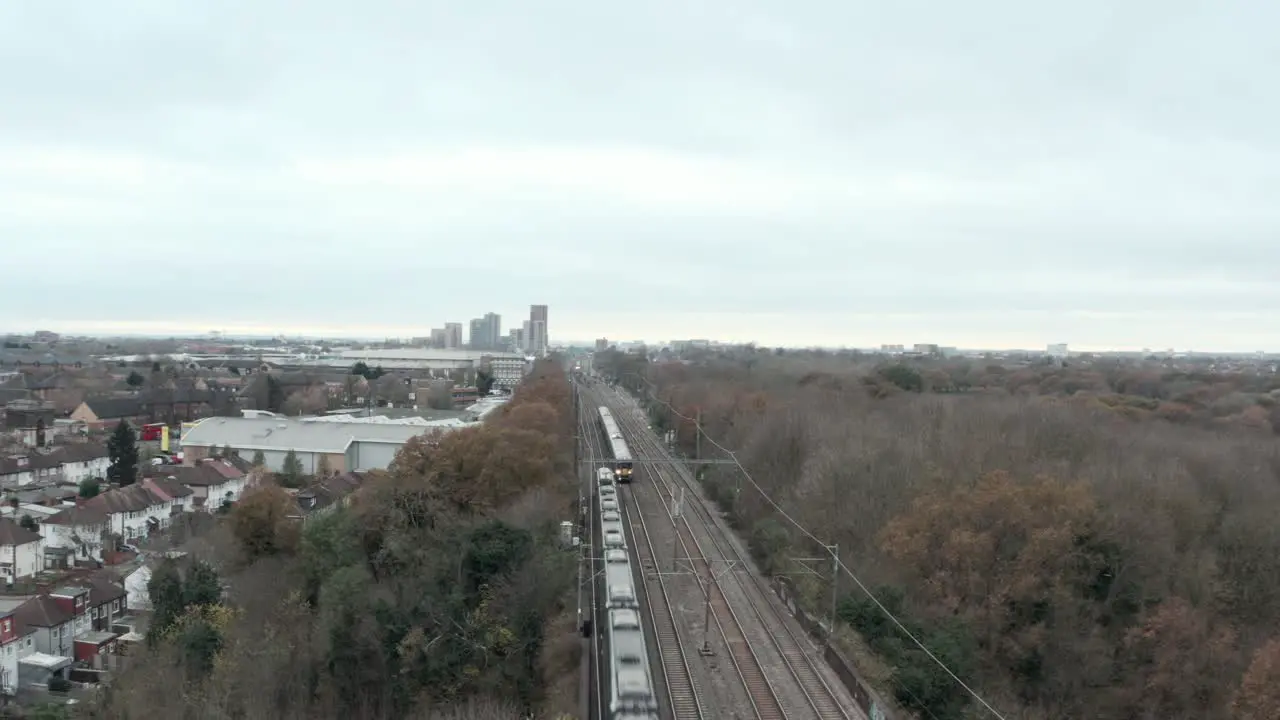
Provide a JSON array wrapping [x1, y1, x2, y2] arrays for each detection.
[[112, 600, 120, 611], [1, 619, 8, 633]]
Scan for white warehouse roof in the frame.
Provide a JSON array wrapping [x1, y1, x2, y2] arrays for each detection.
[[181, 416, 438, 454]]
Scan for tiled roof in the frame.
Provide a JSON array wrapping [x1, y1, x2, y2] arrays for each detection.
[[82, 397, 144, 420], [86, 576, 127, 606], [14, 595, 72, 630], [146, 462, 241, 487], [142, 476, 194, 500], [0, 518, 41, 547]]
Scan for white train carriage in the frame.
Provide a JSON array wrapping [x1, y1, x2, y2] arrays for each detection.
[[597, 466, 616, 486], [608, 609, 660, 717], [598, 407, 634, 483], [604, 554, 639, 609], [601, 517, 626, 549]]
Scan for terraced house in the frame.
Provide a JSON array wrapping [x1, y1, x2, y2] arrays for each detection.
[[43, 476, 195, 556]]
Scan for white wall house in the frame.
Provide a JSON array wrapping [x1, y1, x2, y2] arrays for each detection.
[[0, 444, 111, 490], [161, 460, 250, 512], [0, 519, 44, 584], [59, 448, 110, 484], [43, 508, 108, 563]]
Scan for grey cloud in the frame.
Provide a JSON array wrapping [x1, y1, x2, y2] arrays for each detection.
[[2, 0, 1278, 349]]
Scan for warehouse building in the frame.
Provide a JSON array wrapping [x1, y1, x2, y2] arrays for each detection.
[[179, 416, 437, 473]]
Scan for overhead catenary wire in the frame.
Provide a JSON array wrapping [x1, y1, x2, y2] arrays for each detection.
[[621, 372, 1010, 720]]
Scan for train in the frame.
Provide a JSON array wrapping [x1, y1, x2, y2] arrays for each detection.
[[595, 456, 659, 720], [598, 406, 634, 482]]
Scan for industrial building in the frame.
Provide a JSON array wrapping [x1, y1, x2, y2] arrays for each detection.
[[179, 416, 436, 473]]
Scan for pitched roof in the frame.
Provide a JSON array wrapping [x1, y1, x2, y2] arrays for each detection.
[[0, 451, 62, 476], [142, 476, 194, 500], [43, 505, 108, 527], [82, 396, 144, 420], [0, 518, 42, 547], [147, 458, 241, 486], [54, 443, 109, 463], [44, 482, 175, 525], [86, 576, 127, 607], [14, 595, 72, 630]]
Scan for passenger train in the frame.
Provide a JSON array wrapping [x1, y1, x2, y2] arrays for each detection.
[[594, 450, 659, 720], [598, 406, 634, 482]]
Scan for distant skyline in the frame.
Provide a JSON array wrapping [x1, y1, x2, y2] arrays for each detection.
[[2, 312, 1276, 354], [3, 2, 1277, 351]]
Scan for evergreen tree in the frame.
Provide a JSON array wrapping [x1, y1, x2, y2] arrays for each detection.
[[107, 420, 139, 486], [79, 478, 101, 499], [18, 515, 37, 533], [252, 449, 266, 467], [281, 449, 304, 487], [147, 560, 185, 642], [183, 560, 222, 607]]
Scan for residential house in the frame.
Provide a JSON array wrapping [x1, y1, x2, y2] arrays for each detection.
[[69, 397, 147, 430], [57, 443, 110, 483], [13, 594, 76, 657], [0, 519, 43, 584], [156, 459, 249, 512], [291, 471, 365, 522], [77, 578, 124, 667], [0, 443, 109, 489], [71, 387, 221, 430], [0, 602, 37, 694], [41, 507, 108, 562], [48, 586, 92, 639], [86, 576, 128, 633], [140, 476, 195, 515], [0, 451, 62, 489]]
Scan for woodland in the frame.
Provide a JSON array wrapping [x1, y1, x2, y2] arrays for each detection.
[[82, 360, 580, 720], [596, 347, 1280, 720]]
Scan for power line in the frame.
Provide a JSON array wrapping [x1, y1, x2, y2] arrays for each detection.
[[620, 372, 1010, 720]]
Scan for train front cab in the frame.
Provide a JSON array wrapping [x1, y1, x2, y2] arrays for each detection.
[[615, 461, 633, 483]]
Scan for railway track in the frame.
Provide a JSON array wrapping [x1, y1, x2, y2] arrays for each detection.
[[582, 383, 704, 720], [609, 388, 857, 720], [624, 465, 705, 720], [577, 389, 606, 720]]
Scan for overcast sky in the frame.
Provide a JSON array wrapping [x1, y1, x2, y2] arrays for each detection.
[[2, 1, 1277, 351]]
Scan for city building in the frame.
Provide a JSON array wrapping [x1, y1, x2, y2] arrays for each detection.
[[529, 305, 549, 357], [429, 328, 446, 348], [468, 312, 502, 351], [595, 338, 609, 352], [444, 323, 463, 350], [1047, 343, 1069, 358]]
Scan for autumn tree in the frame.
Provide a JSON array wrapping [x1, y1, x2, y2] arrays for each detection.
[[231, 485, 300, 561]]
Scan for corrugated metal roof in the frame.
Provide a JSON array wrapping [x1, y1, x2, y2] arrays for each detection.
[[181, 416, 435, 454]]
